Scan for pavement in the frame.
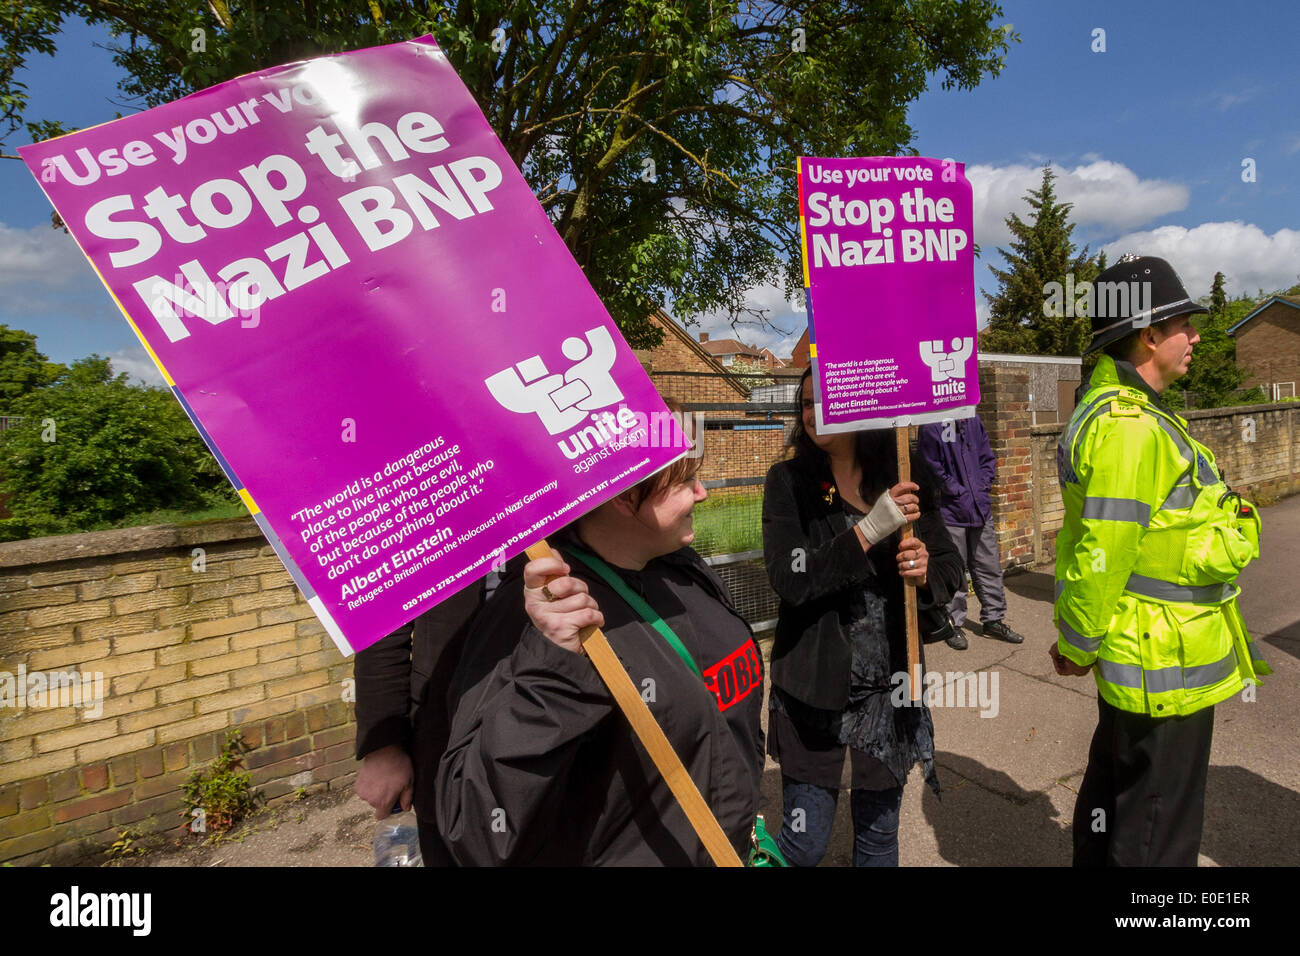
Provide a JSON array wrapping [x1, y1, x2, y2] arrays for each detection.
[[129, 494, 1300, 868]]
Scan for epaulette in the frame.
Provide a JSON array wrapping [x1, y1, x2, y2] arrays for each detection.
[[1108, 386, 1148, 417]]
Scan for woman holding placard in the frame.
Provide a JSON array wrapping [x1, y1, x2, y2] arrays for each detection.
[[761, 368, 963, 866], [435, 429, 765, 866]]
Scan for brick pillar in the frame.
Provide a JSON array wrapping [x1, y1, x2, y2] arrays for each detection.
[[977, 365, 1034, 570]]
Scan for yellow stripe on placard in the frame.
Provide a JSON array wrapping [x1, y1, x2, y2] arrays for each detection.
[[809, 342, 817, 359], [797, 157, 811, 287], [238, 488, 261, 516]]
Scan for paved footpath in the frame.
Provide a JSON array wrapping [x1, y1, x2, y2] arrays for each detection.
[[137, 495, 1300, 867]]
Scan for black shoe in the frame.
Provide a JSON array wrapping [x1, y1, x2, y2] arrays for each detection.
[[982, 620, 1024, 644], [945, 629, 968, 650]]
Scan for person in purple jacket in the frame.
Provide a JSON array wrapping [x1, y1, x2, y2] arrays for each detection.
[[916, 415, 1024, 649]]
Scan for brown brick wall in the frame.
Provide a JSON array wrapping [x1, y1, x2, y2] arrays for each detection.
[[1235, 305, 1300, 392], [977, 365, 1035, 570], [0, 520, 357, 865]]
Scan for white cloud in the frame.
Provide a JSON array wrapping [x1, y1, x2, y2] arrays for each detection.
[[107, 346, 166, 388], [967, 159, 1188, 251], [0, 220, 90, 290], [1212, 88, 1259, 112], [1101, 221, 1300, 299]]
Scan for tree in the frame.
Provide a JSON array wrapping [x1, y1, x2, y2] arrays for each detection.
[[0, 324, 65, 408], [979, 166, 1098, 356], [3, 1, 1017, 347], [1175, 272, 1257, 408], [0, 354, 237, 540]]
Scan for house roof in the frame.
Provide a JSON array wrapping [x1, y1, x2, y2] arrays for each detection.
[[701, 338, 764, 358], [1227, 295, 1300, 336], [641, 310, 748, 397]]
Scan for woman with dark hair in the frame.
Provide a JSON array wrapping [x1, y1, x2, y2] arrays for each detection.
[[761, 367, 964, 866], [435, 427, 765, 865]]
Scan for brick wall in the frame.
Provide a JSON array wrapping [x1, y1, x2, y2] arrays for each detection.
[[977, 365, 1035, 570], [0, 519, 356, 865], [701, 425, 788, 483], [1235, 302, 1300, 393], [1031, 402, 1300, 563]]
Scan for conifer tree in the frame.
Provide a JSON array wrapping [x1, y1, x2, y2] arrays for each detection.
[[1176, 271, 1254, 407], [979, 166, 1098, 356]]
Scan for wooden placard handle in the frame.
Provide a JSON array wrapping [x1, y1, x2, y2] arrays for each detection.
[[524, 540, 744, 868], [896, 427, 922, 702]]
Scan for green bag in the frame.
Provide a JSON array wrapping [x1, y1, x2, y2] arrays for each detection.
[[565, 545, 788, 868], [749, 814, 788, 867]]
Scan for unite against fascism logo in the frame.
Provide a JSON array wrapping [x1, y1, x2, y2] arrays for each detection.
[[919, 336, 974, 400], [485, 327, 701, 472]]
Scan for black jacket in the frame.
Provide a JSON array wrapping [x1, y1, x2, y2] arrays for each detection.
[[435, 544, 764, 866], [762, 453, 965, 711], [352, 579, 486, 865]]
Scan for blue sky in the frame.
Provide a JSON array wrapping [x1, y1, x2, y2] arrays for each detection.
[[2, 0, 1297, 382]]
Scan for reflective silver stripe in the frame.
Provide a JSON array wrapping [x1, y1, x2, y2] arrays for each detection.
[[1088, 298, 1196, 340], [1081, 496, 1151, 525], [1055, 579, 1065, 601], [1181, 649, 1239, 690], [1101, 651, 1238, 694], [1159, 480, 1196, 511], [1059, 619, 1102, 655], [1097, 659, 1143, 689], [1143, 664, 1183, 693], [1125, 573, 1233, 604], [1150, 413, 1195, 470], [1247, 641, 1267, 664], [1063, 389, 1123, 452], [1195, 452, 1217, 485]]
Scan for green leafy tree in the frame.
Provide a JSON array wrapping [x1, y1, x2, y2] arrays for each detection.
[[1175, 272, 1258, 408], [0, 354, 236, 540], [3, 1, 1017, 346], [979, 166, 1098, 356], [0, 324, 65, 407]]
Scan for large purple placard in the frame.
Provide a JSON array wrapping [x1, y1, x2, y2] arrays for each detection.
[[20, 36, 685, 654], [798, 156, 980, 432]]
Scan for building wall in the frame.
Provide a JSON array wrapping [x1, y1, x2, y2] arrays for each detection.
[[1235, 305, 1300, 394], [0, 520, 356, 865], [976, 366, 1035, 569]]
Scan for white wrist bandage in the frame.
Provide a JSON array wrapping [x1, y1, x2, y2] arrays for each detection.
[[856, 490, 907, 545]]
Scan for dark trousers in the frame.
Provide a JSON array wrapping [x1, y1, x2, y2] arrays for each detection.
[[945, 523, 1006, 626], [1073, 696, 1215, 867]]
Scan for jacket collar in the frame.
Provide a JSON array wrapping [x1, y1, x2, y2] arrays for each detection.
[[1089, 354, 1170, 411]]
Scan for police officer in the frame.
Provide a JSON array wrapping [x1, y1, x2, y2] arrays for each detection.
[[1050, 255, 1271, 866]]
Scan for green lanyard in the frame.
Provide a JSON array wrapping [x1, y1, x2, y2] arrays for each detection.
[[563, 543, 703, 680]]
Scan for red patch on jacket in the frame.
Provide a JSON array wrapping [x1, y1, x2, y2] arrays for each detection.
[[703, 641, 763, 712]]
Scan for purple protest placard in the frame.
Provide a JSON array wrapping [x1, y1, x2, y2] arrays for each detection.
[[797, 156, 980, 432], [19, 36, 687, 655]]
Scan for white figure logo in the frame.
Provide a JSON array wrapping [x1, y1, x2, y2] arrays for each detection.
[[919, 337, 974, 382], [485, 326, 625, 435]]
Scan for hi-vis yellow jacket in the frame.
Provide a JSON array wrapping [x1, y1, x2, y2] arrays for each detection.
[[1054, 355, 1271, 717]]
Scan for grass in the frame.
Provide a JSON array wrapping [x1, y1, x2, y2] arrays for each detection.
[[692, 490, 763, 556], [103, 502, 249, 530]]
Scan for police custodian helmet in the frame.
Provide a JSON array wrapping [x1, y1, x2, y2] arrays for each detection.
[[1083, 255, 1209, 355]]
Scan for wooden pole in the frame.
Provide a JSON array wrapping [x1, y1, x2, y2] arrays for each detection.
[[524, 540, 744, 868], [896, 427, 922, 702]]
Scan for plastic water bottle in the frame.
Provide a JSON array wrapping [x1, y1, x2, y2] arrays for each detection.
[[373, 807, 423, 867]]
